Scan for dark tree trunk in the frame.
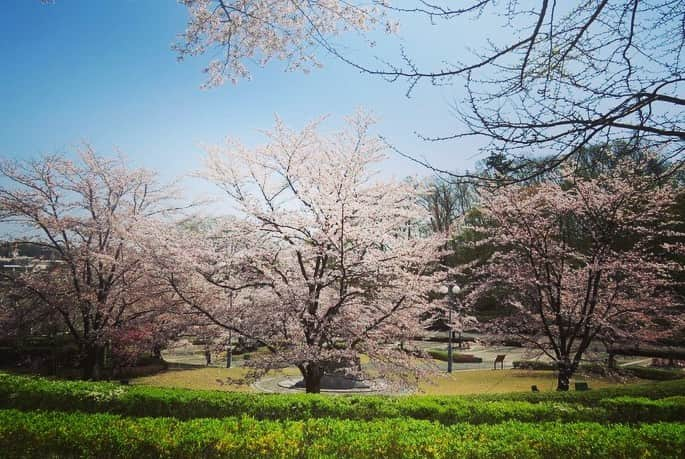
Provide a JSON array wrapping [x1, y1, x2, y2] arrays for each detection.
[[556, 360, 575, 391], [301, 363, 324, 394]]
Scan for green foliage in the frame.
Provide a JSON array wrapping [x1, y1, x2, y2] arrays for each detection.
[[620, 366, 685, 381], [0, 409, 683, 458], [598, 396, 685, 423], [2, 372, 685, 424], [426, 349, 483, 363], [511, 361, 607, 376], [511, 361, 685, 381], [1, 372, 684, 457], [512, 361, 556, 371]]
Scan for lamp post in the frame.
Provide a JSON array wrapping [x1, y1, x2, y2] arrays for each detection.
[[439, 283, 461, 373], [226, 329, 232, 368]]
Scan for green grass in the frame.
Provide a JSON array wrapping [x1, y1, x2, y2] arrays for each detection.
[[418, 369, 634, 395], [133, 367, 297, 392]]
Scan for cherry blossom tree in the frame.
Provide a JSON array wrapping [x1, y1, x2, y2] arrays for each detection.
[[175, 0, 397, 87], [465, 160, 684, 390], [174, 1, 683, 184], [148, 113, 442, 393], [0, 149, 181, 379]]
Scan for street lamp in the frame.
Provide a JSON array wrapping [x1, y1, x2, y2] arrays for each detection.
[[439, 283, 461, 373]]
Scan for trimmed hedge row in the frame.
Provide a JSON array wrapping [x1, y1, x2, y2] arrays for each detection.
[[512, 360, 557, 371], [621, 366, 685, 381], [512, 361, 685, 381], [2, 373, 685, 424], [427, 349, 483, 363], [1, 409, 684, 458]]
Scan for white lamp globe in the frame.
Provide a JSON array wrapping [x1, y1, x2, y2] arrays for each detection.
[[452, 285, 461, 294], [438, 285, 449, 295]]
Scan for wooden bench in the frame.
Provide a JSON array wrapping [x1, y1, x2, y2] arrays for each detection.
[[494, 354, 506, 370]]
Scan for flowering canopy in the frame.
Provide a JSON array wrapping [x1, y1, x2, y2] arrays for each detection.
[[176, 0, 396, 87], [151, 113, 443, 392], [466, 162, 684, 389], [0, 149, 180, 378]]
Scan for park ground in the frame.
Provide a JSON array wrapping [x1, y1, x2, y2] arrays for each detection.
[[133, 366, 636, 395], [131, 341, 659, 395]]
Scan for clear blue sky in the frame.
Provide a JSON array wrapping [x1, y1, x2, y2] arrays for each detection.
[[0, 1, 490, 187]]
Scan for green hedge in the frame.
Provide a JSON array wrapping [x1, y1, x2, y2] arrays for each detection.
[[510, 361, 612, 375], [427, 349, 483, 363], [2, 373, 685, 424], [621, 366, 685, 381], [512, 361, 685, 381], [512, 360, 556, 370], [1, 409, 683, 459]]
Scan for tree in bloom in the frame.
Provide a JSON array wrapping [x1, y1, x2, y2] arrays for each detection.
[[465, 161, 684, 390], [0, 149, 180, 379], [172, 1, 684, 184], [148, 113, 443, 392], [175, 0, 397, 87]]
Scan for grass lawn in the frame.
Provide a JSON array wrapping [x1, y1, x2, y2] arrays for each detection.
[[133, 366, 639, 395], [133, 366, 301, 392]]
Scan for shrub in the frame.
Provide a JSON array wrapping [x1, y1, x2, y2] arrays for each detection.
[[512, 360, 556, 370], [511, 361, 685, 380], [598, 396, 685, 423], [427, 349, 483, 363], [1, 372, 685, 424], [0, 409, 683, 458], [620, 366, 685, 381]]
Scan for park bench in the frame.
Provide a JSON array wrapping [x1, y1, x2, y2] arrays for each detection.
[[494, 354, 506, 370]]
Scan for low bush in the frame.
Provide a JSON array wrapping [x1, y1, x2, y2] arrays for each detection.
[[427, 349, 483, 363], [1, 372, 685, 424], [511, 361, 607, 375], [620, 366, 685, 381], [469, 378, 685, 404], [598, 396, 685, 423], [0, 409, 683, 458], [512, 361, 685, 380], [512, 361, 556, 371]]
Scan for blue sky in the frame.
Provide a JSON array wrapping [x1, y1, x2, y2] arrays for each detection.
[[1, 1, 490, 188]]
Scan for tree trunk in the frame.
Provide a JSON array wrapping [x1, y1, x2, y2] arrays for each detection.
[[226, 332, 232, 368], [556, 360, 575, 391], [301, 363, 323, 394]]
